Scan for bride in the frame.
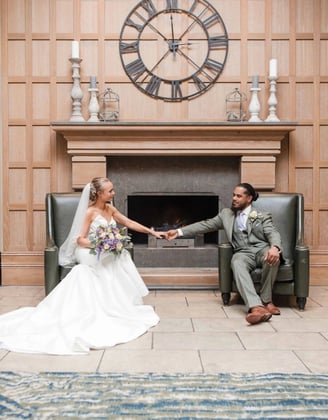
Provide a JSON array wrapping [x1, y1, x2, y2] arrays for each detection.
[[0, 177, 163, 355]]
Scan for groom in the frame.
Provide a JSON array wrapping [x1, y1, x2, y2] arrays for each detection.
[[167, 183, 282, 325]]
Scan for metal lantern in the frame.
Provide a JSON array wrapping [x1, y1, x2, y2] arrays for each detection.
[[99, 87, 120, 121], [226, 88, 247, 122]]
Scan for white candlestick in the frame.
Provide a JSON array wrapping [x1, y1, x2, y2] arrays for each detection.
[[252, 75, 259, 88], [72, 41, 79, 59], [269, 58, 277, 78], [90, 76, 97, 89]]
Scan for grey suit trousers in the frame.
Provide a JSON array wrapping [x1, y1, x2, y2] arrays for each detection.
[[230, 246, 280, 310]]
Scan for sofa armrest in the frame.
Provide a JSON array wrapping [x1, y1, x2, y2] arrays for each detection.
[[294, 245, 310, 298], [44, 246, 60, 295], [218, 243, 233, 293]]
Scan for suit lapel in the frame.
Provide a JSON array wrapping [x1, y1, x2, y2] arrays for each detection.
[[247, 206, 255, 235], [226, 212, 235, 242]]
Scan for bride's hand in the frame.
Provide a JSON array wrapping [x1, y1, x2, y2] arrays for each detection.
[[152, 230, 167, 239]]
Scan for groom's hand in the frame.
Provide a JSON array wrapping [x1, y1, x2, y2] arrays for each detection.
[[167, 229, 178, 240]]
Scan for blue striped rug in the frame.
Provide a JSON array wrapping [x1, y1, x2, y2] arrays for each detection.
[[0, 372, 327, 419]]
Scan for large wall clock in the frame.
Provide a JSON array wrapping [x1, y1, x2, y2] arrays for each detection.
[[119, 0, 229, 101]]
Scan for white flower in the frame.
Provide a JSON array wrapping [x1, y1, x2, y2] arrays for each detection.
[[249, 210, 263, 222]]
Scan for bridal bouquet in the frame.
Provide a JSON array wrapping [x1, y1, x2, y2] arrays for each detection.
[[89, 225, 132, 258]]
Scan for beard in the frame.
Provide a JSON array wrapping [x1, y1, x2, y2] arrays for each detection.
[[230, 203, 239, 214]]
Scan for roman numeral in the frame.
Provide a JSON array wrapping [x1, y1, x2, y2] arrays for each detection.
[[204, 58, 223, 73], [166, 0, 178, 9], [202, 13, 220, 29], [125, 18, 143, 33], [126, 59, 147, 81], [145, 75, 162, 96], [119, 41, 138, 54], [189, 0, 197, 14], [140, 0, 157, 18], [209, 35, 228, 49], [171, 80, 183, 99], [192, 74, 207, 91]]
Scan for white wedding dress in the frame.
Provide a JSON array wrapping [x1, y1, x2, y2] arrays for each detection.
[[0, 216, 159, 355]]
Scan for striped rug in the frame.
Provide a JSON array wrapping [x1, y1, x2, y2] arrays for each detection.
[[0, 372, 327, 419]]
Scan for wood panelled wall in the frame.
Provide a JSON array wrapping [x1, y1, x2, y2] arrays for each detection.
[[1, 0, 327, 285]]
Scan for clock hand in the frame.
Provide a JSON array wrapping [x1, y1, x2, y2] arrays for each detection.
[[170, 13, 177, 58], [177, 6, 208, 41], [139, 49, 171, 84], [176, 49, 214, 82], [133, 10, 168, 41]]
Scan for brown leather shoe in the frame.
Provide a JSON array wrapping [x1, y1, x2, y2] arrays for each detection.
[[264, 302, 281, 315], [246, 306, 272, 325]]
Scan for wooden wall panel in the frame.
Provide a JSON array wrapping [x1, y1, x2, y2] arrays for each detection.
[[31, 0, 50, 33], [32, 127, 51, 163], [32, 41, 50, 77], [33, 211, 46, 251], [8, 127, 27, 163], [319, 211, 328, 246], [320, 41, 328, 76], [296, 41, 315, 77], [32, 84, 51, 121], [1, 0, 328, 286], [321, 0, 328, 31], [7, 41, 26, 76], [296, 0, 315, 33], [320, 84, 328, 120], [80, 0, 99, 34], [8, 212, 28, 251], [8, 84, 26, 121], [247, 0, 265, 33], [8, 169, 28, 205], [304, 211, 313, 246], [55, 0, 74, 33], [320, 126, 328, 161], [271, 0, 290, 33], [292, 126, 314, 163], [295, 84, 314, 121], [319, 168, 328, 206], [33, 169, 51, 206], [7, 0, 26, 33]]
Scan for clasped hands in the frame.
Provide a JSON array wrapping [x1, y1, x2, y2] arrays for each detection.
[[151, 229, 178, 240]]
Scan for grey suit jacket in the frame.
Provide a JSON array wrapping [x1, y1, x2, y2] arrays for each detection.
[[181, 206, 282, 252]]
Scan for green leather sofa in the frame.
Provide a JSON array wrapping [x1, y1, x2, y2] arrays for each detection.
[[218, 192, 310, 310], [44, 192, 81, 295]]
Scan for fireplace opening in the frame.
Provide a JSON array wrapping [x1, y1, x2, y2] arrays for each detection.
[[127, 193, 219, 245]]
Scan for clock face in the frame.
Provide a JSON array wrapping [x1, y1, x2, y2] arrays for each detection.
[[119, 0, 229, 101]]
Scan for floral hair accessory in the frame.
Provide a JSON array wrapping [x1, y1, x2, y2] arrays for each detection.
[[249, 210, 264, 222], [89, 225, 132, 258]]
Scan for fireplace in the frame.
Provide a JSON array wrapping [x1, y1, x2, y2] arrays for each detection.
[[127, 193, 219, 245], [106, 155, 238, 268], [52, 122, 295, 286]]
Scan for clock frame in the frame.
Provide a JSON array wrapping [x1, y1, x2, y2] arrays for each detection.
[[119, 0, 229, 101]]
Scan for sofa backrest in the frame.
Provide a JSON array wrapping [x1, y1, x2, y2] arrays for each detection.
[[46, 193, 81, 247], [252, 193, 304, 263]]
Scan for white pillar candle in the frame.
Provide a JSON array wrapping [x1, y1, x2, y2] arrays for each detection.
[[252, 75, 259, 88], [90, 76, 97, 88], [269, 58, 277, 78], [72, 41, 79, 59]]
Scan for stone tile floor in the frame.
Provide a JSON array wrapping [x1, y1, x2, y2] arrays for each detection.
[[0, 285, 327, 373]]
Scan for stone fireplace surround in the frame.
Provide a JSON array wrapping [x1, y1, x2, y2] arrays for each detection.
[[52, 122, 296, 288]]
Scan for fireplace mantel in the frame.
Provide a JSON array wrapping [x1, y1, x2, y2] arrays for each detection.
[[52, 122, 296, 190]]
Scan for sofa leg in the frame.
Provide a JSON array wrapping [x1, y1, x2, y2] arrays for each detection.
[[296, 297, 306, 311], [222, 292, 231, 306]]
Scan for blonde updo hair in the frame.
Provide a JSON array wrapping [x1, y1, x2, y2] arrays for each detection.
[[89, 177, 110, 205]]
